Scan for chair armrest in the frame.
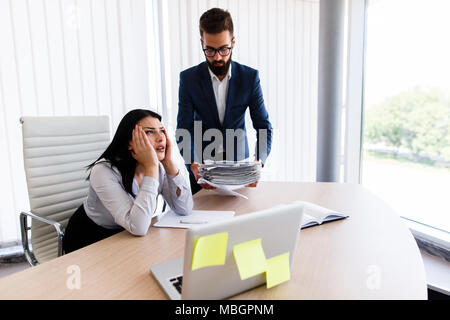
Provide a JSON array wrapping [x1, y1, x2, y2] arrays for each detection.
[[20, 211, 65, 266], [20, 211, 64, 236]]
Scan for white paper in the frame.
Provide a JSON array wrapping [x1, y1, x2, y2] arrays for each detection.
[[153, 209, 235, 229], [197, 178, 248, 199]]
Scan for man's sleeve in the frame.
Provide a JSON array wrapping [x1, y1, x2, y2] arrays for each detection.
[[176, 72, 196, 168], [248, 70, 273, 164]]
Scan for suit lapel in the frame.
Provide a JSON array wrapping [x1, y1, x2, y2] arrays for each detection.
[[200, 63, 221, 128]]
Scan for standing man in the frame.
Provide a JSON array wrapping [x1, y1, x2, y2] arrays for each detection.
[[176, 8, 273, 194]]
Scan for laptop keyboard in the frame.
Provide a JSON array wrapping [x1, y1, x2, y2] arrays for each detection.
[[169, 276, 183, 294]]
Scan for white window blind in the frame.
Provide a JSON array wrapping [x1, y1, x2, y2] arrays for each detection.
[[155, 0, 319, 182], [0, 0, 320, 246], [0, 0, 152, 245]]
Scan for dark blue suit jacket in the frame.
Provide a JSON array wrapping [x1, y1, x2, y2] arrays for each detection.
[[176, 61, 273, 168]]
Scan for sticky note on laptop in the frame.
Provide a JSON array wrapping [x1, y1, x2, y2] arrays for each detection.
[[191, 232, 228, 270], [233, 238, 267, 280], [265, 252, 290, 289]]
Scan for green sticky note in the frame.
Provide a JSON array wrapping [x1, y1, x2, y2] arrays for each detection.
[[266, 252, 291, 289], [191, 232, 228, 270], [233, 238, 267, 280]]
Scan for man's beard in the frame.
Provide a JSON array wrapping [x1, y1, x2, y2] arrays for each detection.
[[206, 54, 232, 77]]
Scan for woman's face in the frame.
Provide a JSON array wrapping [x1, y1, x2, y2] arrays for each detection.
[[136, 116, 166, 161]]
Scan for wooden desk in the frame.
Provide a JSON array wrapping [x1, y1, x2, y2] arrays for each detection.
[[0, 182, 427, 299]]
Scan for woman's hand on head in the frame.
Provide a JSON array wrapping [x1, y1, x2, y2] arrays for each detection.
[[160, 129, 179, 176], [130, 125, 158, 170]]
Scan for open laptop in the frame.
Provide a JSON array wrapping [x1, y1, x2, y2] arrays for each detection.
[[150, 202, 304, 300]]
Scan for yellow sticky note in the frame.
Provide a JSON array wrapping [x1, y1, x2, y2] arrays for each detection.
[[191, 232, 228, 270], [233, 238, 267, 280], [266, 252, 290, 289]]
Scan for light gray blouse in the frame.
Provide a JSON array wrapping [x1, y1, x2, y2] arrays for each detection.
[[83, 160, 193, 236]]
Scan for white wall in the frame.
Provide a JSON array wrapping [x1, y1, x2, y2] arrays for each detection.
[[0, 0, 150, 245]]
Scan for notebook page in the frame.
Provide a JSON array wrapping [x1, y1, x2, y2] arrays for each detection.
[[296, 201, 346, 224], [301, 214, 319, 228]]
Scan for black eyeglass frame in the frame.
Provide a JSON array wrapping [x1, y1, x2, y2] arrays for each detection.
[[201, 44, 233, 57]]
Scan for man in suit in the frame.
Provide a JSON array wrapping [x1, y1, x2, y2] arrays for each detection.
[[176, 8, 273, 194]]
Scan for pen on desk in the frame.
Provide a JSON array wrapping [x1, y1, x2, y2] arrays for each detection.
[[179, 219, 208, 224]]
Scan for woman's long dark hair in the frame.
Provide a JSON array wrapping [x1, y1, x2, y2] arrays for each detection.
[[87, 109, 162, 198]]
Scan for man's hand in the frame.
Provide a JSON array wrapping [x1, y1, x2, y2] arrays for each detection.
[[190, 162, 216, 190], [245, 181, 258, 188]]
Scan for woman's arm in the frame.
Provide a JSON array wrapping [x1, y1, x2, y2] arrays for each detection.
[[160, 130, 194, 215], [90, 163, 158, 236], [161, 168, 194, 216]]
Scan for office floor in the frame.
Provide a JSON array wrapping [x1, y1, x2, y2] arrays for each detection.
[[0, 256, 30, 279]]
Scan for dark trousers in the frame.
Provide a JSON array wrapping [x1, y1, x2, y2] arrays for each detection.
[[189, 169, 202, 195], [63, 204, 123, 254]]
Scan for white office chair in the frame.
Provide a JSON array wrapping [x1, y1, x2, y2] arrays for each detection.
[[19, 115, 110, 265]]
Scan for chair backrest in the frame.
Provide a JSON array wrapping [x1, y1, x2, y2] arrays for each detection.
[[21, 116, 110, 263]]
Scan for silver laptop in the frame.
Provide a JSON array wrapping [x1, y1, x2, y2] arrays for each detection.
[[150, 202, 304, 300]]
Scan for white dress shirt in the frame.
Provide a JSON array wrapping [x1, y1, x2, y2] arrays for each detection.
[[83, 160, 193, 236], [208, 63, 232, 125], [208, 64, 232, 155]]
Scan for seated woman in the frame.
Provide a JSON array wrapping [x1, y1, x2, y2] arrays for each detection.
[[63, 109, 193, 253]]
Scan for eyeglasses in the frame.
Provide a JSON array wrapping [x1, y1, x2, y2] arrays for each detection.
[[202, 45, 233, 57]]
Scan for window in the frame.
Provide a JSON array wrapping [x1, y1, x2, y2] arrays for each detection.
[[362, 0, 450, 236]]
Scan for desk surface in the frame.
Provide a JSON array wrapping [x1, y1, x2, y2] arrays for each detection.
[[0, 182, 427, 299]]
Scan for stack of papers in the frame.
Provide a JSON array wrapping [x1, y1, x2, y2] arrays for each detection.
[[199, 161, 261, 186], [196, 178, 249, 199]]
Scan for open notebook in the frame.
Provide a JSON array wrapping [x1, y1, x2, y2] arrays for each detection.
[[296, 201, 349, 229]]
